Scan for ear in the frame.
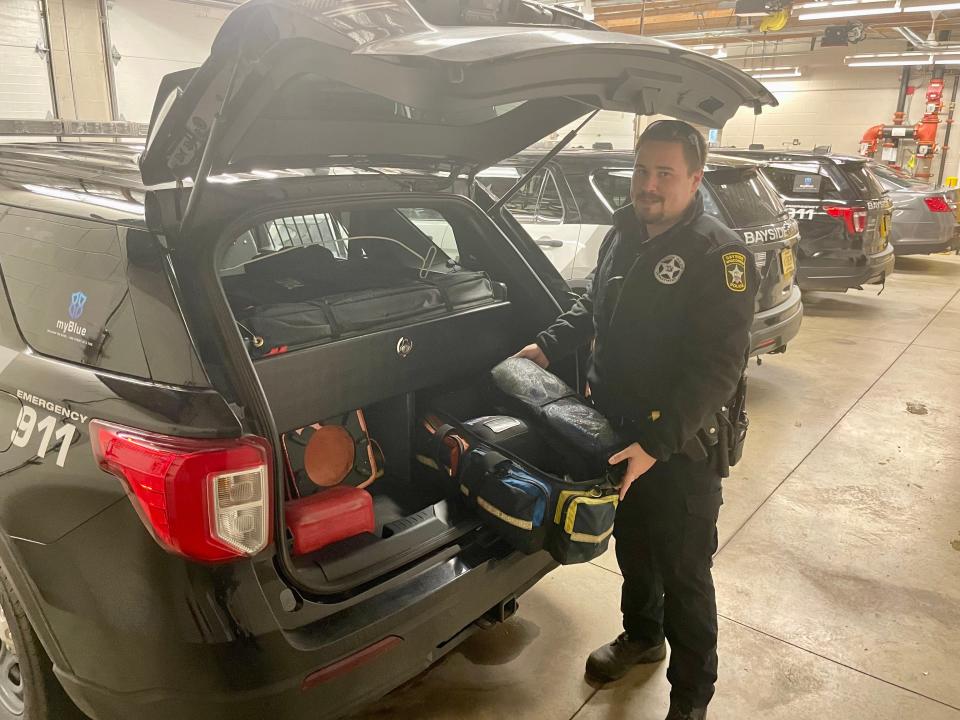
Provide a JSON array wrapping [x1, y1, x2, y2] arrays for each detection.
[[690, 169, 704, 190]]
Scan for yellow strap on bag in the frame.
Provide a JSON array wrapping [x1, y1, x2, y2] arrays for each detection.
[[564, 495, 618, 544], [477, 497, 534, 531]]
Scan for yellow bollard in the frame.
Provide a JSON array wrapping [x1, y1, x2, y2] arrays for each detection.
[[946, 176, 958, 187]]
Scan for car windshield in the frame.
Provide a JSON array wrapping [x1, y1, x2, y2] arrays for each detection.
[[705, 167, 786, 228]]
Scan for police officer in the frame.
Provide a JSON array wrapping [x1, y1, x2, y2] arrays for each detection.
[[514, 120, 757, 720]]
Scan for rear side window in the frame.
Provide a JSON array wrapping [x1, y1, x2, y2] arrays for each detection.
[[591, 169, 632, 210], [705, 169, 785, 228], [0, 207, 149, 377], [839, 163, 886, 198], [477, 167, 565, 222]]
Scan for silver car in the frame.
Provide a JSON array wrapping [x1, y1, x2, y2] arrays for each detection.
[[868, 162, 960, 255]]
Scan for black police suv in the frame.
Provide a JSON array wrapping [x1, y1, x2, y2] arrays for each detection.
[[0, 2, 775, 719], [720, 150, 895, 292], [479, 150, 803, 356]]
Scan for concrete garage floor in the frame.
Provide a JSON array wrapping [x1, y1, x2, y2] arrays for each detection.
[[354, 254, 960, 720]]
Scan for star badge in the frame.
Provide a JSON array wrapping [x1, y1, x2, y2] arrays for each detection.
[[654, 255, 686, 285]]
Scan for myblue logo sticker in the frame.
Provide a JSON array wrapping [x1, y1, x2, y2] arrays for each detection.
[[68, 291, 87, 321]]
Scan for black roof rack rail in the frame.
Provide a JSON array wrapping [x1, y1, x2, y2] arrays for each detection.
[[0, 119, 148, 138]]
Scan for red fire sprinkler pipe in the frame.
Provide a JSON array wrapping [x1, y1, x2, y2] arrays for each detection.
[[915, 77, 945, 180], [860, 66, 912, 159], [915, 31, 951, 181], [860, 124, 885, 156]]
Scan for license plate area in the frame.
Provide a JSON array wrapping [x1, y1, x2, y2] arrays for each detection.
[[780, 247, 796, 277]]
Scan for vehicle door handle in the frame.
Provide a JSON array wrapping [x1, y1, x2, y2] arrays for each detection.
[[535, 237, 563, 248]]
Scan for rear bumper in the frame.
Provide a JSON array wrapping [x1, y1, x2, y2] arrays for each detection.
[[16, 501, 555, 720], [891, 227, 960, 256], [750, 284, 803, 355], [797, 244, 895, 292], [57, 549, 554, 720]]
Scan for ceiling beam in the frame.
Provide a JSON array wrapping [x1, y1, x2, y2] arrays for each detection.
[[600, 8, 736, 29]]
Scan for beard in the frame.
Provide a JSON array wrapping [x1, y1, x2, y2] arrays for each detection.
[[633, 193, 665, 224]]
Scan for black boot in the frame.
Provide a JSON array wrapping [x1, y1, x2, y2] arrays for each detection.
[[585, 632, 667, 682], [664, 699, 707, 720]]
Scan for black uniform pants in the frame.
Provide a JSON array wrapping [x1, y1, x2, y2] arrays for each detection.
[[614, 452, 722, 707]]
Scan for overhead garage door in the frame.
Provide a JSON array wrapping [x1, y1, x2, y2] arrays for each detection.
[[0, 0, 54, 119], [106, 0, 229, 122]]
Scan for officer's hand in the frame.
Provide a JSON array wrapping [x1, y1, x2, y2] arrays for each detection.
[[609, 443, 657, 500], [512, 343, 550, 369]]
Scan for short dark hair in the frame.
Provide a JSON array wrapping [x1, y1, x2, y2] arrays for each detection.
[[637, 119, 707, 173]]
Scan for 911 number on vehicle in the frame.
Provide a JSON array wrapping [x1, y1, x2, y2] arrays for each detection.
[[10, 406, 78, 468]]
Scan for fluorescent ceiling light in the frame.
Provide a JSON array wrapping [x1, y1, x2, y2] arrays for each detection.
[[654, 27, 747, 40], [749, 67, 803, 78], [848, 58, 932, 65], [845, 52, 933, 65], [842, 49, 960, 65], [799, 6, 901, 19], [799, 0, 960, 18], [904, 2, 960, 9]]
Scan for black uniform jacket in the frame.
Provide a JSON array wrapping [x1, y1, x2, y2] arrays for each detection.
[[536, 192, 758, 462]]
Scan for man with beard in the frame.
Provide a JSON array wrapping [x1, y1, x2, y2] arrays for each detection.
[[514, 120, 758, 720]]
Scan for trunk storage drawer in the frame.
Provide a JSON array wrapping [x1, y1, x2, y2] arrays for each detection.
[[256, 301, 515, 433]]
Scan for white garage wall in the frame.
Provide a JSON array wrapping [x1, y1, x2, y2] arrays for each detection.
[[552, 41, 960, 183], [721, 42, 907, 154], [0, 0, 54, 119], [106, 0, 228, 122], [723, 42, 960, 182], [561, 110, 638, 150]]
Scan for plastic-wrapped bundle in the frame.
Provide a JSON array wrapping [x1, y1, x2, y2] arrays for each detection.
[[489, 358, 625, 481]]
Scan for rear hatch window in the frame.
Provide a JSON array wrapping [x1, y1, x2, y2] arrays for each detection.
[[763, 162, 842, 200], [839, 162, 885, 199], [705, 168, 785, 228]]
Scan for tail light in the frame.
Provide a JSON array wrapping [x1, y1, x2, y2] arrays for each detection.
[[824, 205, 868, 234], [924, 196, 952, 213], [91, 421, 272, 562]]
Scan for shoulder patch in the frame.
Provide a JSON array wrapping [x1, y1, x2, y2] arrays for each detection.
[[723, 251, 747, 293]]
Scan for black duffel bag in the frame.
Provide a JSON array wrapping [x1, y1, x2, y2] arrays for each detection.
[[488, 358, 626, 482]]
